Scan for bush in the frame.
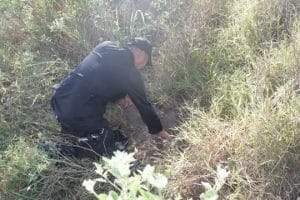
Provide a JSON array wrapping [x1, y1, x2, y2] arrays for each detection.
[[82, 151, 168, 200]]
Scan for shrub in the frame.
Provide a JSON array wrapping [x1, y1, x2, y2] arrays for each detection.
[[82, 151, 168, 200]]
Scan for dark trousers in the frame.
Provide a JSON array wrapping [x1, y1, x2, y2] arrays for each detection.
[[59, 122, 117, 159]]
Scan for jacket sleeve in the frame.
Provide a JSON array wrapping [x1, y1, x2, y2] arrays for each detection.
[[126, 70, 163, 134]]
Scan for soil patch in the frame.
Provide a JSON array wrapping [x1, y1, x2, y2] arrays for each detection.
[[120, 105, 179, 163]]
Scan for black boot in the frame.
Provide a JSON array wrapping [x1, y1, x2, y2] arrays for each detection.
[[113, 129, 128, 151]]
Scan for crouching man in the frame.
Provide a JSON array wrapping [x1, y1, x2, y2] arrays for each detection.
[[51, 37, 171, 159]]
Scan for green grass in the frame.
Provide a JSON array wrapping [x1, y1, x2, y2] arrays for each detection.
[[159, 0, 300, 199], [0, 0, 299, 199], [0, 137, 49, 198]]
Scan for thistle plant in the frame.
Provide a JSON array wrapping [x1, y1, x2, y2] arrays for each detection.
[[200, 165, 230, 200], [82, 151, 168, 200]]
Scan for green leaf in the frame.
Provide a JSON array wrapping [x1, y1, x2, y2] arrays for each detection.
[[140, 165, 168, 189], [107, 191, 118, 200], [97, 193, 108, 200], [215, 165, 230, 190], [148, 173, 168, 189], [217, 165, 230, 182], [127, 176, 142, 194], [103, 151, 136, 178], [139, 189, 161, 200], [94, 162, 104, 175], [201, 182, 212, 190], [82, 179, 96, 194], [200, 189, 218, 200], [140, 165, 155, 181]]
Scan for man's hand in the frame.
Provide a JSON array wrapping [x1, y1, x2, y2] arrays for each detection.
[[157, 130, 173, 140], [117, 95, 134, 109]]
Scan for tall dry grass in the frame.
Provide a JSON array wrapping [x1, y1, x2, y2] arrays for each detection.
[[0, 0, 299, 199], [160, 0, 300, 199]]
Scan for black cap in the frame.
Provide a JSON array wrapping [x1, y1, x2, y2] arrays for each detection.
[[128, 37, 152, 66]]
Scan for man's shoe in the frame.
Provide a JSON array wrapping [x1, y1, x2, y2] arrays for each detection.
[[114, 140, 128, 151], [113, 130, 128, 151], [57, 144, 78, 157], [113, 130, 128, 142]]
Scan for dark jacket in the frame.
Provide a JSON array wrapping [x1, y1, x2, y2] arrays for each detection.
[[51, 41, 162, 134]]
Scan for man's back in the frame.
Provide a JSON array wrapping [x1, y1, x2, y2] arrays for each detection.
[[51, 40, 162, 135], [51, 42, 135, 131]]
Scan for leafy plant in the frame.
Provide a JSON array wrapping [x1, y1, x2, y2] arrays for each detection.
[[0, 137, 49, 196], [200, 165, 230, 200], [82, 151, 168, 200]]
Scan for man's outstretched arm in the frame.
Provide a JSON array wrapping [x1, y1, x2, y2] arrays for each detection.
[[126, 71, 172, 139]]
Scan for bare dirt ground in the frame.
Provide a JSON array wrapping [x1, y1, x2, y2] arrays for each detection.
[[120, 105, 179, 164]]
